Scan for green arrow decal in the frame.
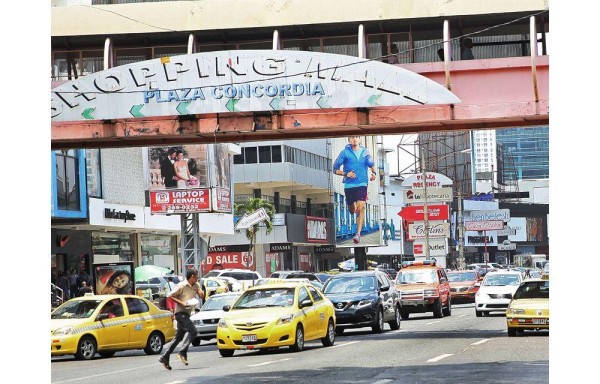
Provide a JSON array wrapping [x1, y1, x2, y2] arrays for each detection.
[[269, 97, 284, 110], [225, 99, 239, 112], [367, 94, 382, 106], [81, 107, 95, 120], [130, 104, 145, 118], [176, 101, 191, 115], [316, 96, 331, 109]]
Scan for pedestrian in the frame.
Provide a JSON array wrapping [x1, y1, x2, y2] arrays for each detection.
[[332, 136, 378, 244], [58, 271, 70, 301], [68, 269, 79, 299], [77, 269, 91, 288], [159, 268, 205, 370], [78, 281, 93, 296], [163, 276, 177, 296], [388, 43, 399, 64], [461, 38, 474, 60]]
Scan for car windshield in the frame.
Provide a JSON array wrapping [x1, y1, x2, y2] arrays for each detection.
[[204, 271, 220, 278], [323, 276, 376, 294], [51, 300, 103, 319], [396, 270, 436, 284], [483, 274, 521, 286], [201, 294, 240, 311], [447, 272, 477, 282], [232, 288, 296, 309], [513, 281, 549, 299]]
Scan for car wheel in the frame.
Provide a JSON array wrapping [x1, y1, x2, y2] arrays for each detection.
[[191, 337, 201, 347], [371, 308, 384, 333], [219, 349, 234, 357], [475, 309, 482, 317], [433, 297, 443, 318], [98, 351, 115, 358], [442, 296, 452, 316], [75, 336, 96, 360], [290, 325, 305, 352], [389, 305, 401, 330], [143, 332, 164, 355], [321, 319, 335, 347], [507, 327, 517, 337], [400, 309, 410, 320]]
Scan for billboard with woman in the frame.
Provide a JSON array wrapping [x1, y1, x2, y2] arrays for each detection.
[[93, 262, 134, 295]]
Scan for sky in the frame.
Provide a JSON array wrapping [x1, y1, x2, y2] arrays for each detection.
[[6, 2, 598, 382]]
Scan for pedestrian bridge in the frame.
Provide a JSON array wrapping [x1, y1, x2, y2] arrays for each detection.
[[51, 55, 548, 149]]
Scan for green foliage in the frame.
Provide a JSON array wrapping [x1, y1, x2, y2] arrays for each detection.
[[234, 198, 276, 244]]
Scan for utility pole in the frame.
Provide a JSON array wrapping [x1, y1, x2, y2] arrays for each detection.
[[419, 145, 430, 259], [457, 190, 465, 269]]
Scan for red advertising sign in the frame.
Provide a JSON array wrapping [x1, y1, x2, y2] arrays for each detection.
[[201, 251, 254, 274], [150, 189, 211, 214], [300, 252, 313, 272], [398, 204, 449, 221], [212, 187, 232, 212], [306, 216, 328, 244]]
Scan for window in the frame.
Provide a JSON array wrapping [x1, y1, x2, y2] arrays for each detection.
[[55, 149, 80, 211], [245, 147, 258, 164], [125, 297, 150, 315], [259, 146, 271, 163], [85, 149, 102, 198], [271, 146, 282, 162], [308, 286, 323, 302], [298, 287, 311, 304], [100, 299, 124, 318], [234, 148, 244, 164]]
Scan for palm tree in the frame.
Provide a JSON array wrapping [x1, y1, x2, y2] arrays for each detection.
[[234, 198, 276, 275]]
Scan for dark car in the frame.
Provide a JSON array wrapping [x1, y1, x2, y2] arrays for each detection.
[[321, 270, 401, 334], [286, 272, 331, 284]]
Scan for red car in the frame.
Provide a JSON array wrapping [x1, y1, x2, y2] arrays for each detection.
[[447, 270, 480, 302]]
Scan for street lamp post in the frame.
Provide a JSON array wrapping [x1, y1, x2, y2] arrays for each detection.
[[419, 145, 430, 259]]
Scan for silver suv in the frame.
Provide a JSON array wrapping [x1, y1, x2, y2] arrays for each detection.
[[203, 269, 262, 290]]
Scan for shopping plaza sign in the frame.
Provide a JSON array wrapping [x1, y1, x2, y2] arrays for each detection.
[[51, 50, 460, 121]]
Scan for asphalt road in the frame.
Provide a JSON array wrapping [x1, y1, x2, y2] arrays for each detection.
[[50, 303, 549, 384]]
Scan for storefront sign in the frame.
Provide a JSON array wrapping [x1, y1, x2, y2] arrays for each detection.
[[52, 50, 460, 122], [150, 189, 211, 214], [408, 221, 450, 240], [464, 220, 504, 231], [315, 245, 335, 254], [104, 208, 136, 222], [235, 207, 269, 229], [306, 216, 328, 244], [402, 187, 453, 204], [413, 238, 448, 257], [270, 243, 292, 252], [398, 204, 449, 221], [466, 209, 511, 222], [203, 249, 254, 274], [211, 187, 232, 212], [401, 172, 454, 189], [498, 240, 517, 250]]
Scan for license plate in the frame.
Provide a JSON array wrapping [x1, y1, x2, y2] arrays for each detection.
[[242, 334, 257, 342], [532, 318, 547, 325]]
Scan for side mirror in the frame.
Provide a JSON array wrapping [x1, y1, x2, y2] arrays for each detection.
[[380, 285, 390, 292], [300, 299, 313, 308], [222, 305, 231, 312], [97, 313, 109, 321]]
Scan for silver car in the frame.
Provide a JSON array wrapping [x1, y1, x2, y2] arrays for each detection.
[[190, 292, 241, 346]]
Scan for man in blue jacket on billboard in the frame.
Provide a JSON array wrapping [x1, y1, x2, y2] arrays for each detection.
[[333, 136, 378, 244]]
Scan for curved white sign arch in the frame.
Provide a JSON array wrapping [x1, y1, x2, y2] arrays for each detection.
[[51, 50, 461, 122]]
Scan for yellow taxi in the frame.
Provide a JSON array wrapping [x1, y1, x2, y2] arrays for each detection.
[[506, 279, 549, 337], [216, 281, 336, 357], [51, 294, 175, 360], [201, 277, 230, 299]]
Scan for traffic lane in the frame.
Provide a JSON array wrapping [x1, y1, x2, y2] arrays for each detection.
[[51, 305, 547, 384]]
